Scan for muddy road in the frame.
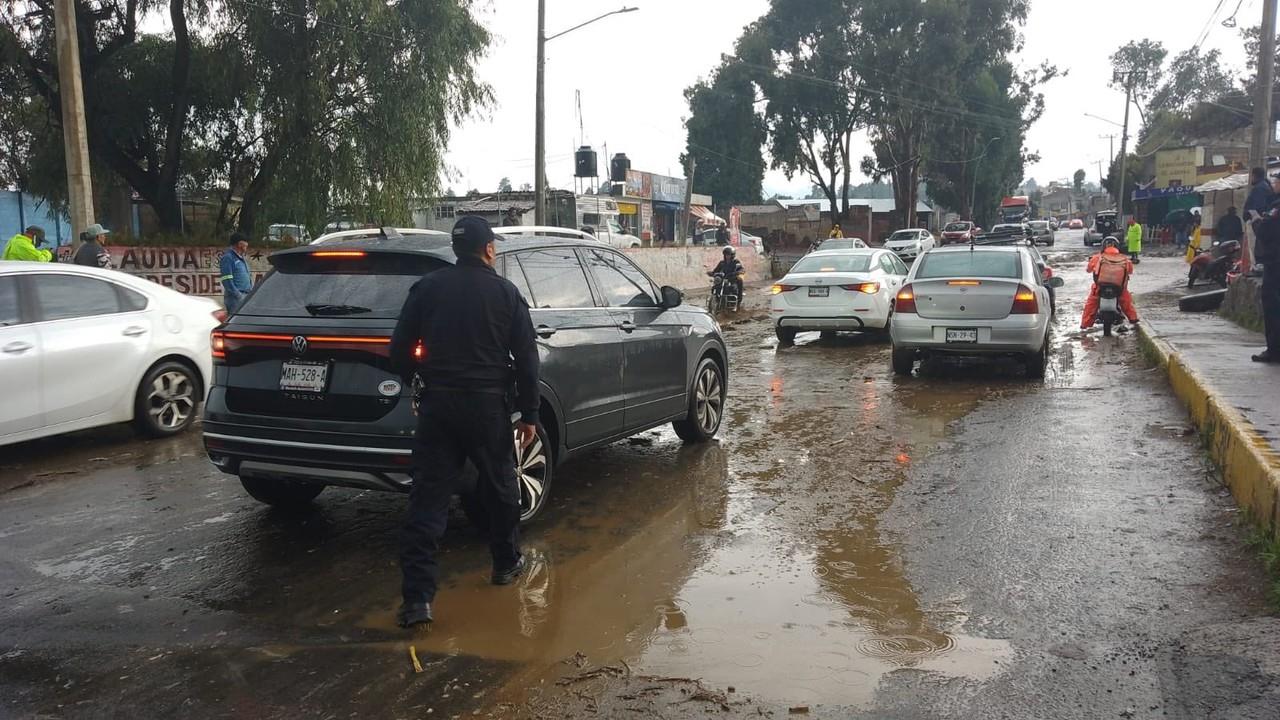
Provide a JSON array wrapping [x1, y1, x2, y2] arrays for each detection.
[[2, 230, 1276, 718]]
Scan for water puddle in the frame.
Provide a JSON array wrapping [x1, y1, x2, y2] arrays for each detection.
[[441, 320, 1041, 710]]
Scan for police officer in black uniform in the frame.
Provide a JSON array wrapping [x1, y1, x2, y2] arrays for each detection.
[[389, 216, 540, 627]]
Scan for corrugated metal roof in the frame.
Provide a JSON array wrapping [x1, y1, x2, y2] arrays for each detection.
[[776, 197, 934, 214], [737, 204, 784, 214], [457, 199, 536, 213]]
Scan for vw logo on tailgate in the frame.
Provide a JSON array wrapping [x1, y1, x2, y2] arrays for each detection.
[[292, 335, 308, 355]]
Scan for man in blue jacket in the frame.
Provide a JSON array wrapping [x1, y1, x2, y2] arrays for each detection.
[[219, 232, 253, 314]]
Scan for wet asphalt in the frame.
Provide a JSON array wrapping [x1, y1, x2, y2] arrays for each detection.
[[1, 230, 1276, 719]]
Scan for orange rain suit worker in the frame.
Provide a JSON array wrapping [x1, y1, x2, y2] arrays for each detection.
[[1080, 245, 1139, 328]]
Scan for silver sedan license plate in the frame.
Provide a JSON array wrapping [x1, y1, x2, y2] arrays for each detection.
[[945, 328, 978, 344], [808, 286, 829, 297], [280, 360, 328, 392]]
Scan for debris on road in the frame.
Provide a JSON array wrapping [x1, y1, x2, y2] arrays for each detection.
[[410, 645, 424, 674]]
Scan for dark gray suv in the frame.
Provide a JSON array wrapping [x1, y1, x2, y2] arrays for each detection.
[[202, 228, 729, 521]]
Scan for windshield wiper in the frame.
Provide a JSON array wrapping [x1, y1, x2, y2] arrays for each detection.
[[306, 304, 373, 316]]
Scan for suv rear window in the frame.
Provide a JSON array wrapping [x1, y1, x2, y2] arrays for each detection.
[[238, 253, 448, 318], [944, 222, 971, 231], [916, 251, 1021, 279]]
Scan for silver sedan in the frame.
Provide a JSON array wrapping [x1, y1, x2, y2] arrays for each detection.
[[889, 246, 1063, 378]]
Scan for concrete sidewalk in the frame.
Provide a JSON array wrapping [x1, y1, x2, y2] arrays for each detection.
[[1133, 257, 1280, 534]]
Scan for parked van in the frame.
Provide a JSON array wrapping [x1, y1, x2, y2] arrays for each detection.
[[574, 195, 643, 249]]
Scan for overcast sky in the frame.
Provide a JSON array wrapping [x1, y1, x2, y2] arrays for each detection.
[[444, 0, 1259, 199]]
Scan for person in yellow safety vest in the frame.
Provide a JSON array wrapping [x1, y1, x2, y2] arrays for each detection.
[[1125, 217, 1142, 261], [3, 226, 52, 262]]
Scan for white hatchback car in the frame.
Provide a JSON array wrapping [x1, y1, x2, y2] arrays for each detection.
[[771, 248, 910, 345], [0, 262, 222, 446], [889, 246, 1063, 378], [883, 228, 936, 261]]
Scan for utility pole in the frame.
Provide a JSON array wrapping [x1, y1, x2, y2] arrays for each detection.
[[1244, 0, 1278, 272], [1113, 70, 1142, 221], [680, 157, 696, 246], [55, 0, 95, 247], [969, 136, 1001, 222], [534, 0, 547, 225], [1251, 0, 1277, 176], [1099, 134, 1116, 166]]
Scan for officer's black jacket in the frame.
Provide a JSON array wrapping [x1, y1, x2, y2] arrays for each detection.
[[390, 255, 540, 424]]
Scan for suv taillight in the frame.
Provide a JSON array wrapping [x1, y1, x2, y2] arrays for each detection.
[[894, 284, 917, 313], [211, 330, 226, 362], [1010, 284, 1039, 314]]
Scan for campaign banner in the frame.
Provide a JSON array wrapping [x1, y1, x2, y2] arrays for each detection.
[[56, 245, 272, 296]]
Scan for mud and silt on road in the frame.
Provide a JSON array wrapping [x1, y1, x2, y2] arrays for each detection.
[[1, 233, 1276, 718]]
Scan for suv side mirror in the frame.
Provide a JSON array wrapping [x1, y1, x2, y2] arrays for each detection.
[[660, 285, 683, 309], [1046, 276, 1065, 288]]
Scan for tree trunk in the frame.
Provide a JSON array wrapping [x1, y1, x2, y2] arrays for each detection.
[[152, 0, 192, 234]]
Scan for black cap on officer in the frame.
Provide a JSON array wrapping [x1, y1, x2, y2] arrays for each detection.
[[451, 215, 496, 257]]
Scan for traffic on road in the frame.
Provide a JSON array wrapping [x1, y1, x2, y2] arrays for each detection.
[[5, 0, 1280, 714], [3, 227, 1277, 718]]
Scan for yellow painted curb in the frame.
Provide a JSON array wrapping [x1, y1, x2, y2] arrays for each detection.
[[1138, 324, 1280, 536]]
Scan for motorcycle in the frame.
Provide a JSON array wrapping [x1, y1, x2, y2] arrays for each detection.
[[1187, 239, 1242, 288], [1097, 283, 1125, 337], [708, 272, 741, 314]]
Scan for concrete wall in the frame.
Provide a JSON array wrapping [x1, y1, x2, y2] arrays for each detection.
[[1220, 275, 1264, 333], [624, 245, 769, 291], [56, 243, 765, 297], [0, 190, 73, 249]]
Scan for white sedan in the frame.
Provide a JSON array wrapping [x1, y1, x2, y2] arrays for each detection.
[[0, 262, 223, 446], [771, 248, 910, 345], [883, 228, 936, 261]]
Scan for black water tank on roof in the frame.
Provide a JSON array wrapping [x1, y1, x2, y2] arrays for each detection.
[[575, 146, 597, 178], [610, 153, 631, 182]]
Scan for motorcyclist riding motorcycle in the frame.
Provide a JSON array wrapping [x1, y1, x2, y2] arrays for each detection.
[[1081, 237, 1139, 329], [708, 246, 745, 301]]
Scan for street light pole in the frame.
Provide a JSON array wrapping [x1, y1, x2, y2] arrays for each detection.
[[534, 6, 637, 226]]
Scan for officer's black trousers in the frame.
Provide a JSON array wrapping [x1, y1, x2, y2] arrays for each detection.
[[400, 391, 521, 604], [1264, 264, 1280, 355]]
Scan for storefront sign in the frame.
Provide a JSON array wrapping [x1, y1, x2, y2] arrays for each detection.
[[640, 203, 653, 242], [625, 170, 652, 199], [56, 245, 271, 296], [617, 202, 638, 215], [651, 174, 687, 203]]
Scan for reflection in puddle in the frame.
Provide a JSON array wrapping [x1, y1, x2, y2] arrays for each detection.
[[466, 325, 1030, 709]]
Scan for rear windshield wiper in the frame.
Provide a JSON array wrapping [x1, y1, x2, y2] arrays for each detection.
[[305, 304, 373, 316]]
